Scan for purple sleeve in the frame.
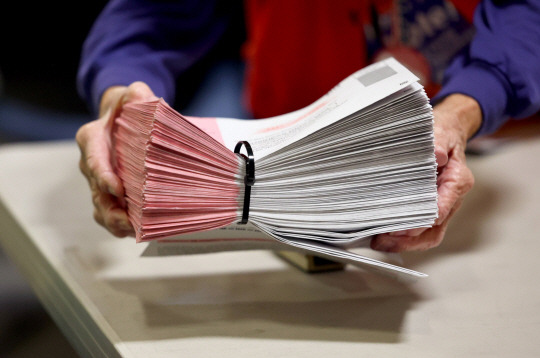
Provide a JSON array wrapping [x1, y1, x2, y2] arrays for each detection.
[[434, 0, 540, 137], [77, 0, 229, 114]]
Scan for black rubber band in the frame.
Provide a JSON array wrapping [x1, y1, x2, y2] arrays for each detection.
[[234, 141, 255, 224]]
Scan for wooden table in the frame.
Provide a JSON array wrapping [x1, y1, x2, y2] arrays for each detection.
[[1, 139, 539, 357]]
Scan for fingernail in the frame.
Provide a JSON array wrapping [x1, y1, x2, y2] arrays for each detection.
[[120, 220, 132, 231], [108, 186, 118, 197]]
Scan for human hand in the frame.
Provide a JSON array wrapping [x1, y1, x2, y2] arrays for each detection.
[[371, 94, 482, 252], [76, 82, 157, 237]]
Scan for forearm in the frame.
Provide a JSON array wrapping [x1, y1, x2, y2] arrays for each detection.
[[433, 93, 482, 142], [434, 0, 540, 137], [77, 0, 230, 114]]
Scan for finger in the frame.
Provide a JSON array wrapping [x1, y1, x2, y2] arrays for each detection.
[[92, 190, 134, 237], [386, 227, 430, 237], [93, 207, 105, 227], [435, 158, 473, 225], [433, 125, 450, 168], [78, 157, 91, 183], [371, 197, 463, 252], [88, 153, 123, 197], [105, 207, 135, 238], [381, 159, 469, 238], [94, 208, 133, 238], [371, 224, 447, 252], [77, 121, 124, 197], [435, 146, 448, 168], [76, 124, 94, 180]]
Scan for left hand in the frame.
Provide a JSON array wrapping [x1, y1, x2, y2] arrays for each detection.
[[76, 82, 158, 237], [371, 94, 482, 252]]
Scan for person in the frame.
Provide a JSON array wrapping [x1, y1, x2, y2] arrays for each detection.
[[75, 0, 540, 252]]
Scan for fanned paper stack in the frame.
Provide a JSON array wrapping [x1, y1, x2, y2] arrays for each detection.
[[112, 58, 438, 279], [113, 101, 243, 238]]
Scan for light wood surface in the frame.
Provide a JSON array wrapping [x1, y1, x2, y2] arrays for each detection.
[[0, 138, 539, 357]]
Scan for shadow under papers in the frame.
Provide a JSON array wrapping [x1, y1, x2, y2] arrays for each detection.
[[105, 269, 420, 344]]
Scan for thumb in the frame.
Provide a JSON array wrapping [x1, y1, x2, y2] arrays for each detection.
[[433, 125, 450, 168], [104, 82, 158, 132], [124, 81, 159, 104]]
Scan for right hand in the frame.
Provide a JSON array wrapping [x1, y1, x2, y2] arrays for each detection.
[[371, 94, 481, 252], [76, 82, 157, 237]]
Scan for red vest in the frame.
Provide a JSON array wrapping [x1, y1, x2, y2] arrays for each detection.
[[243, 0, 480, 118]]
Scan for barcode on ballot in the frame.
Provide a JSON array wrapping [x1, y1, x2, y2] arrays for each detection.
[[356, 64, 397, 86]]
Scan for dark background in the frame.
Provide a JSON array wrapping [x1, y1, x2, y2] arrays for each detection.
[[0, 1, 108, 112], [0, 2, 108, 143], [0, 1, 247, 142]]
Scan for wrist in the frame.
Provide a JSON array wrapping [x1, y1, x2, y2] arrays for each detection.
[[433, 94, 482, 142]]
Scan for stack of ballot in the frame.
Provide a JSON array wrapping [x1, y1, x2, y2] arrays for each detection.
[[113, 58, 438, 279]]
